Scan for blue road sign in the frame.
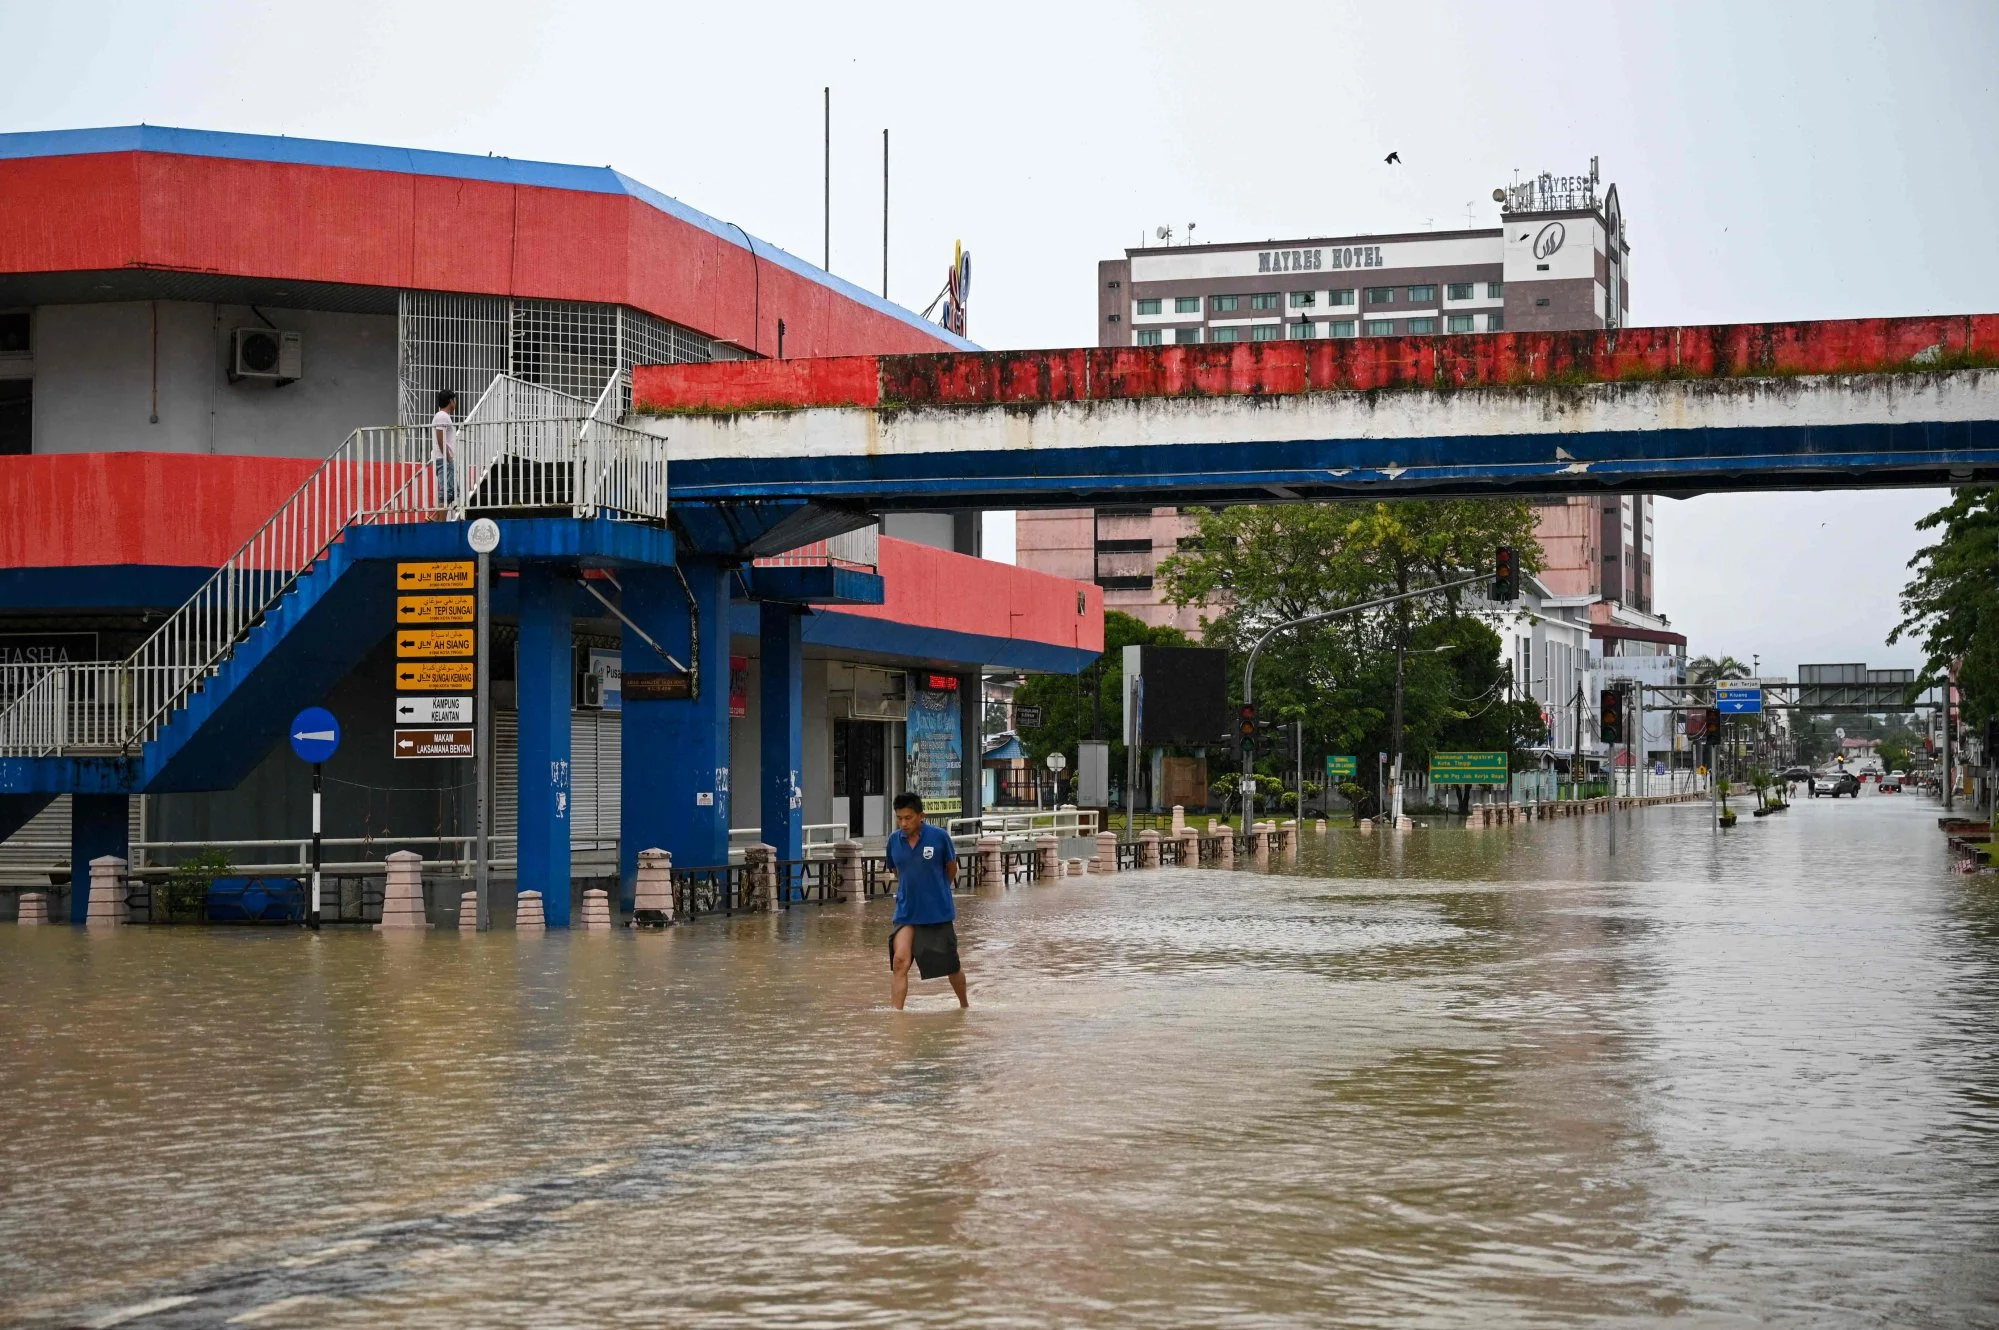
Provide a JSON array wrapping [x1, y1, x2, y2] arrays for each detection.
[[1716, 687, 1763, 715], [289, 707, 342, 764]]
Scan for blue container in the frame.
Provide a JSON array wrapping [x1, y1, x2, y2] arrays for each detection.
[[205, 876, 306, 923]]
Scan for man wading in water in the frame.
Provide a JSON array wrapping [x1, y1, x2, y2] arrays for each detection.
[[886, 793, 969, 1010]]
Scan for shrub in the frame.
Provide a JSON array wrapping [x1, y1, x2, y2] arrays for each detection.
[[158, 847, 231, 921]]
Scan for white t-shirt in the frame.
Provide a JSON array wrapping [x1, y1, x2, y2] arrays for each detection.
[[432, 408, 457, 461]]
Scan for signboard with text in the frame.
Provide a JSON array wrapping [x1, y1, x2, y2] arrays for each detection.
[[1717, 686, 1763, 715], [1325, 754, 1358, 781], [1429, 751, 1509, 785], [395, 566, 477, 759]]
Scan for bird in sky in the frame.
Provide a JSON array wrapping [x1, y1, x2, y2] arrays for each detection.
[[1384, 151, 1401, 165]]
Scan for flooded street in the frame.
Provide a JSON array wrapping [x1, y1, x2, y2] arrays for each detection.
[[4, 795, 1997, 1327]]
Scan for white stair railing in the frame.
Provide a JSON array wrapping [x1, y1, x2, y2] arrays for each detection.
[[0, 375, 669, 758]]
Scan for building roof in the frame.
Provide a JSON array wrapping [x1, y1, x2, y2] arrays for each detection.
[[0, 124, 975, 357]]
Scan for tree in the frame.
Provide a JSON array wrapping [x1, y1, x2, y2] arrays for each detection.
[[1010, 611, 1189, 779], [1687, 654, 1753, 685], [1892, 486, 1999, 730]]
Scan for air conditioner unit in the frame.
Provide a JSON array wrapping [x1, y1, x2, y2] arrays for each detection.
[[232, 327, 303, 383], [576, 672, 605, 710]]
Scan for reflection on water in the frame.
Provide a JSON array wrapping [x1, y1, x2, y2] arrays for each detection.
[[3, 796, 1997, 1326]]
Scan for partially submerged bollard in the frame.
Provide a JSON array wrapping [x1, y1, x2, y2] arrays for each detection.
[[579, 888, 612, 930], [1250, 823, 1272, 864], [1139, 829, 1162, 869], [1358, 817, 1375, 834], [1178, 826, 1199, 866], [17, 891, 48, 925], [515, 890, 546, 931], [1068, 856, 1087, 878], [376, 851, 431, 930], [634, 847, 674, 926], [1278, 820, 1298, 858], [1095, 831, 1119, 875], [1314, 818, 1327, 834], [86, 855, 128, 927], [832, 840, 863, 904], [1035, 835, 1060, 882], [1170, 805, 1186, 836], [1216, 827, 1235, 869], [457, 890, 478, 930], [977, 835, 1003, 891], [746, 843, 778, 909]]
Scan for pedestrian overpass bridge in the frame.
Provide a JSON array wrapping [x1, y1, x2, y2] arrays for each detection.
[[5, 313, 1995, 921]]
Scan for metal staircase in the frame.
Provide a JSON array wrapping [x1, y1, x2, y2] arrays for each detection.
[[0, 375, 664, 760]]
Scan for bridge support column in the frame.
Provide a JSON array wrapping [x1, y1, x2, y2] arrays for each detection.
[[620, 561, 732, 903], [760, 602, 805, 875], [517, 567, 572, 928], [69, 794, 129, 925]]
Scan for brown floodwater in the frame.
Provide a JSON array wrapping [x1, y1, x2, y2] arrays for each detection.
[[3, 793, 1996, 1327]]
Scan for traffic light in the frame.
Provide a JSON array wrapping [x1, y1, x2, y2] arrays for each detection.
[[1599, 688, 1624, 743], [1702, 707, 1721, 744], [1237, 703, 1259, 744], [1492, 545, 1519, 602]]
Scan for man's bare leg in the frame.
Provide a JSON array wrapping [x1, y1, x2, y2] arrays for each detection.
[[890, 926, 913, 1010], [947, 969, 969, 1008]]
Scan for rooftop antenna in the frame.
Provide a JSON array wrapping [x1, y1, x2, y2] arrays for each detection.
[[1465, 201, 1477, 227], [1155, 225, 1173, 246], [1186, 222, 1197, 245]]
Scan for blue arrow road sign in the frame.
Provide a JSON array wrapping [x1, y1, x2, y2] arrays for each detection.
[[289, 707, 342, 763], [1716, 687, 1763, 715]]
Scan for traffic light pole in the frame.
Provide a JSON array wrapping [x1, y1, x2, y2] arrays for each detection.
[[1241, 571, 1487, 830]]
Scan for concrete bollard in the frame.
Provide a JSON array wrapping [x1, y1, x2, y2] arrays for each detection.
[[1170, 805, 1186, 836], [1035, 835, 1060, 882], [1250, 822, 1271, 864], [978, 835, 1004, 891], [1393, 814, 1414, 831], [376, 851, 431, 930], [17, 891, 48, 925], [1314, 818, 1327, 834], [1139, 828, 1161, 868], [1179, 826, 1199, 867], [86, 855, 128, 927], [1358, 817, 1374, 835], [1279, 820, 1298, 858], [457, 890, 478, 930], [1216, 827, 1235, 869], [1068, 856, 1087, 878], [1095, 830, 1119, 875], [515, 889, 546, 932], [635, 847, 675, 924], [831, 839, 863, 903], [579, 888, 612, 930], [753, 842, 780, 908]]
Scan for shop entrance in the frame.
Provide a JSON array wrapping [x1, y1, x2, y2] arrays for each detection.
[[832, 719, 888, 837]]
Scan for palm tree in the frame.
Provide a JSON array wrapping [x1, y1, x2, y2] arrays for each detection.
[[1688, 654, 1753, 685]]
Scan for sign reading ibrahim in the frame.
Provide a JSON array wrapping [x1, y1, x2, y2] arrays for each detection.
[[1429, 751, 1509, 785]]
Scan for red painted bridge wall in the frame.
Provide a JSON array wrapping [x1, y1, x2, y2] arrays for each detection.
[[634, 313, 1999, 413], [0, 453, 317, 569], [0, 151, 955, 360], [845, 538, 1104, 656]]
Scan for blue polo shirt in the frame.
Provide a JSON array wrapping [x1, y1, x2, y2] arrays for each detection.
[[886, 822, 957, 926]]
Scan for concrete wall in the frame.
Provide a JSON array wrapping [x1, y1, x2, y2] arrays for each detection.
[[31, 301, 395, 458]]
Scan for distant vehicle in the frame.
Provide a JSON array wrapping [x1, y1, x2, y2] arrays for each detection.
[[1878, 773, 1903, 793], [1812, 770, 1861, 798], [1781, 766, 1812, 782]]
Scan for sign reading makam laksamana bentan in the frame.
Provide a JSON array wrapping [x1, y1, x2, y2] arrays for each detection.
[[1429, 751, 1509, 785]]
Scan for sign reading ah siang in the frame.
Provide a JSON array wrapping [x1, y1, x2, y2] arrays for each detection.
[[1429, 751, 1509, 785], [1259, 244, 1387, 274]]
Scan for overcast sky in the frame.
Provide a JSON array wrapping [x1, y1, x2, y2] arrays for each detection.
[[5, 0, 1995, 676]]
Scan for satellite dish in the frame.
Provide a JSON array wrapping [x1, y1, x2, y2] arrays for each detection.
[[1155, 225, 1172, 242], [1492, 187, 1506, 203]]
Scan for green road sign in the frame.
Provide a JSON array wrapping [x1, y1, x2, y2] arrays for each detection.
[[1430, 751, 1508, 785], [1325, 754, 1358, 781]]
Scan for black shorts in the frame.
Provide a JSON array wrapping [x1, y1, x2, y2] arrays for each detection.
[[889, 922, 961, 979]]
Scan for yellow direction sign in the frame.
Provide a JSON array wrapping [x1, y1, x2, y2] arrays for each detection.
[[396, 560, 475, 590], [396, 595, 474, 624], [396, 660, 474, 691], [395, 627, 475, 658]]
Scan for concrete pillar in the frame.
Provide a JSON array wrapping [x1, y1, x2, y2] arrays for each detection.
[[1139, 828, 1161, 868], [1034, 835, 1060, 882], [1170, 805, 1185, 835], [1358, 817, 1374, 834], [1178, 826, 1199, 866], [1095, 830, 1118, 875], [376, 850, 430, 930], [759, 602, 805, 865], [1068, 856, 1087, 878], [1314, 818, 1327, 834], [456, 890, 477, 931], [579, 888, 612, 930], [977, 835, 1003, 892], [17, 891, 48, 925], [832, 839, 863, 902], [620, 561, 732, 904], [84, 856, 127, 927], [1207, 819, 1220, 834], [1250, 823, 1271, 865], [1216, 826, 1235, 869], [634, 847, 674, 924], [516, 889, 546, 931], [1278, 820, 1298, 858], [959, 671, 984, 823], [70, 794, 130, 925], [516, 567, 573, 927], [743, 843, 775, 911]]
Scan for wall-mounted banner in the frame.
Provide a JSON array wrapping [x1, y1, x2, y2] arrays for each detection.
[[906, 675, 963, 816]]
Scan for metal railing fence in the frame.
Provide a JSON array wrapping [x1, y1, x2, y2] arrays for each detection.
[[753, 523, 881, 571]]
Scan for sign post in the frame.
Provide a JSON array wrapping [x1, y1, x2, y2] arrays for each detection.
[[289, 707, 342, 930], [467, 519, 499, 931]]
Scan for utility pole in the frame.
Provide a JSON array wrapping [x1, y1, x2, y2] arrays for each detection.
[[823, 87, 831, 271], [1943, 680, 1955, 811], [881, 128, 889, 299]]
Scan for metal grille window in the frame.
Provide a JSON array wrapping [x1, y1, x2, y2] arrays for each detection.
[[397, 293, 712, 425]]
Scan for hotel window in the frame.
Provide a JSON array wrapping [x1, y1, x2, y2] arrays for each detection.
[[1486, 312, 1505, 331], [1251, 324, 1281, 342], [1329, 288, 1355, 306], [1364, 319, 1395, 336], [1210, 326, 1242, 343], [1211, 294, 1240, 312], [1330, 320, 1356, 338], [1447, 282, 1474, 300], [1407, 284, 1436, 303], [1251, 293, 1279, 310], [1447, 314, 1475, 333], [1135, 328, 1163, 346], [1289, 291, 1316, 308], [1407, 317, 1438, 334], [1175, 326, 1202, 344], [1287, 321, 1317, 340], [1135, 298, 1161, 315], [1487, 281, 1505, 298], [1175, 296, 1201, 313], [1365, 287, 1394, 305]]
